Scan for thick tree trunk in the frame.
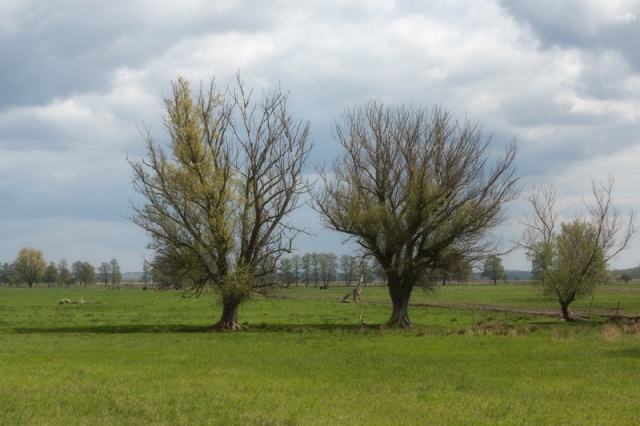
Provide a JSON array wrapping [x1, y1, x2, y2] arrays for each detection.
[[560, 301, 577, 322], [387, 280, 413, 327], [213, 302, 241, 331]]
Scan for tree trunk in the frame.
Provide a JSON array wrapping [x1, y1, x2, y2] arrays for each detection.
[[560, 300, 577, 322], [213, 302, 241, 331], [387, 280, 413, 327]]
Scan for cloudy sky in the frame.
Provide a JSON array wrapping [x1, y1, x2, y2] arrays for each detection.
[[1, 0, 639, 272]]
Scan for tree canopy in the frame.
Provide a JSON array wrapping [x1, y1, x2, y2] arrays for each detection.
[[14, 247, 46, 287], [481, 255, 506, 284], [314, 101, 520, 326], [130, 73, 312, 330]]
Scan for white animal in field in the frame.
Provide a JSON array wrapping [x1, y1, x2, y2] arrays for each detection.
[[59, 297, 85, 305]]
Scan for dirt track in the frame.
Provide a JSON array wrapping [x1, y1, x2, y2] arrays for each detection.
[[274, 293, 635, 320]]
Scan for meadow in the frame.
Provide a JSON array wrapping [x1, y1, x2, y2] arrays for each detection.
[[1, 283, 639, 425]]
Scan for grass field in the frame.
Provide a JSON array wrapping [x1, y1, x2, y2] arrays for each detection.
[[1, 285, 640, 425]]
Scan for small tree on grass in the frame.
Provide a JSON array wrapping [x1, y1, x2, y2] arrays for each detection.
[[43, 262, 59, 287], [142, 257, 152, 287], [481, 255, 506, 284], [98, 262, 111, 288], [72, 261, 97, 286], [14, 247, 46, 287], [340, 254, 358, 286], [57, 259, 72, 286], [110, 259, 122, 287], [521, 177, 636, 322]]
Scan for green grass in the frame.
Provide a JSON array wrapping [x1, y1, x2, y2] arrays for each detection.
[[1, 286, 640, 424], [426, 282, 640, 314], [278, 282, 640, 318]]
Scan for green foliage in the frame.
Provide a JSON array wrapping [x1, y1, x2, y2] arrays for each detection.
[[131, 76, 242, 312], [531, 220, 607, 303], [215, 265, 255, 305], [481, 255, 506, 284], [0, 262, 17, 285], [13, 247, 46, 287], [43, 262, 59, 286], [72, 261, 96, 285], [522, 179, 635, 321], [620, 273, 632, 283]]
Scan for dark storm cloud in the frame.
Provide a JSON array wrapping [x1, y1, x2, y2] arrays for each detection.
[[498, 0, 640, 71], [2, 2, 133, 107], [0, 0, 293, 109]]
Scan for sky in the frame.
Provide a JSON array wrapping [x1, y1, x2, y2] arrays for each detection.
[[1, 0, 639, 273]]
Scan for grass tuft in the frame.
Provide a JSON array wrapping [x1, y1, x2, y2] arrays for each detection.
[[601, 323, 623, 342]]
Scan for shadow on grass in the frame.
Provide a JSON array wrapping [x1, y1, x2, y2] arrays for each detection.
[[11, 317, 576, 335], [11, 324, 218, 334], [9, 323, 389, 334], [611, 347, 640, 358]]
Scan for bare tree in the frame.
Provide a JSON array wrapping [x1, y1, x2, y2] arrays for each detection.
[[58, 258, 73, 287], [310, 252, 320, 286], [314, 102, 520, 326], [130, 73, 312, 330], [291, 254, 301, 287], [142, 256, 151, 287], [318, 252, 337, 288], [72, 261, 96, 286], [340, 254, 357, 286], [301, 253, 312, 287], [98, 262, 111, 288], [278, 257, 295, 287], [110, 258, 121, 287], [521, 177, 636, 321]]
